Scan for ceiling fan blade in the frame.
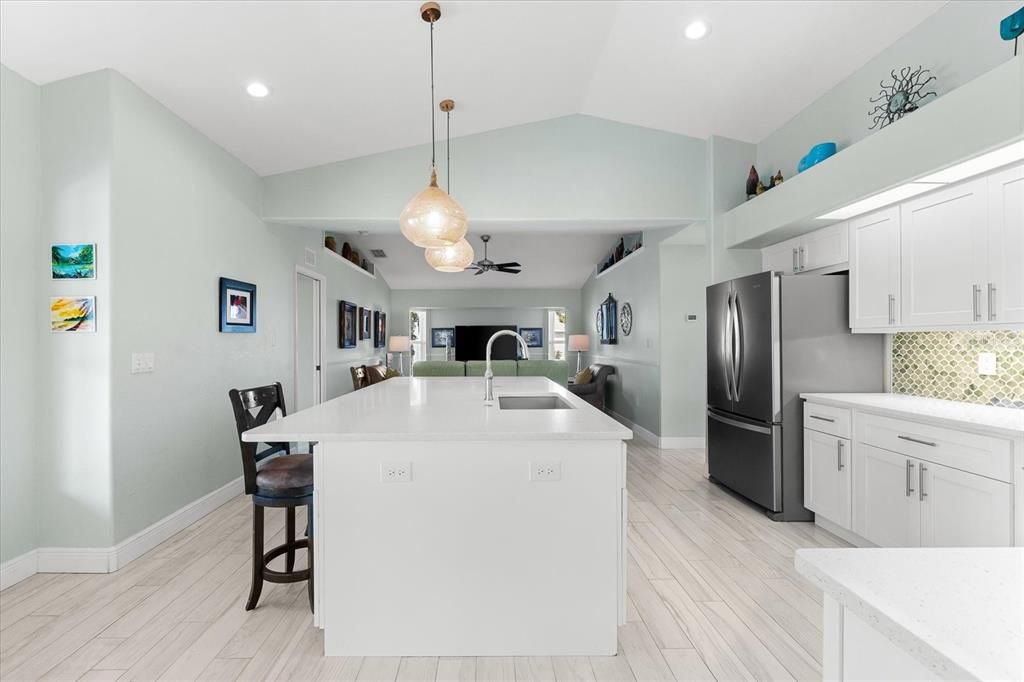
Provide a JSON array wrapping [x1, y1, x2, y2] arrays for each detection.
[[474, 268, 485, 276], [492, 262, 521, 268], [497, 268, 521, 274]]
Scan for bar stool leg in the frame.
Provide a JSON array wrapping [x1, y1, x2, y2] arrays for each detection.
[[285, 507, 296, 573], [246, 503, 265, 611], [307, 502, 314, 613]]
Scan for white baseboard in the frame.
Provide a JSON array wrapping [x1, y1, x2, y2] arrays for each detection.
[[0, 476, 243, 591], [0, 549, 39, 591], [605, 410, 705, 450], [814, 515, 872, 547]]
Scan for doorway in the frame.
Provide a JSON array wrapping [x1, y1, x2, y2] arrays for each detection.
[[294, 267, 325, 411]]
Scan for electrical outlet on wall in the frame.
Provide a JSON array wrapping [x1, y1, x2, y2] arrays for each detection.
[[530, 460, 561, 481], [977, 352, 998, 376], [381, 462, 412, 482]]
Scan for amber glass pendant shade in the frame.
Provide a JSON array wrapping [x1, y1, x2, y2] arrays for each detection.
[[400, 168, 467, 248], [424, 236, 474, 272]]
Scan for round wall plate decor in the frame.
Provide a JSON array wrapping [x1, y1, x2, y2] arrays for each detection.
[[620, 302, 633, 336]]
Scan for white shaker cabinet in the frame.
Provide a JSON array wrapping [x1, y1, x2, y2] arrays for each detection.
[[852, 444, 921, 547], [849, 207, 900, 329], [919, 462, 1013, 547], [987, 164, 1024, 324], [760, 222, 849, 275], [899, 178, 988, 326], [804, 429, 852, 530]]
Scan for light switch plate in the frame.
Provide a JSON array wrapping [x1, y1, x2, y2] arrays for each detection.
[[978, 352, 998, 376], [131, 352, 155, 374]]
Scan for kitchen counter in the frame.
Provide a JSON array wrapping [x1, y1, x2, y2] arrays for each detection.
[[800, 392, 1023, 438], [795, 547, 1023, 681]]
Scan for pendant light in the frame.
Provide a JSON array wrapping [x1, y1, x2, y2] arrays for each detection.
[[425, 99, 474, 272], [400, 2, 468, 248]]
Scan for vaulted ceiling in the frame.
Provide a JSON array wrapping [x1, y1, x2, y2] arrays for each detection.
[[1, 1, 945, 177]]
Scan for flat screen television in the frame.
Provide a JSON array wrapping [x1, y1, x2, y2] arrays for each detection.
[[455, 325, 517, 362]]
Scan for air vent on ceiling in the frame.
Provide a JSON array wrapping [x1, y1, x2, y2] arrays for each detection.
[[370, 249, 387, 258]]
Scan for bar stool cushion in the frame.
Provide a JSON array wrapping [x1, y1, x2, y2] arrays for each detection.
[[255, 454, 313, 497]]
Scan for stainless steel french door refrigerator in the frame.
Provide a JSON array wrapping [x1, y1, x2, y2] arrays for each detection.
[[706, 272, 884, 521]]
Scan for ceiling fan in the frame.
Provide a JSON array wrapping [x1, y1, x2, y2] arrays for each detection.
[[466, 235, 521, 275]]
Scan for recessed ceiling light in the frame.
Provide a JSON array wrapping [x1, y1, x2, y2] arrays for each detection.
[[246, 82, 269, 98], [684, 20, 709, 40]]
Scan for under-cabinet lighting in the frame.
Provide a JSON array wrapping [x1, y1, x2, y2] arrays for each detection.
[[817, 182, 944, 220], [917, 139, 1024, 184]]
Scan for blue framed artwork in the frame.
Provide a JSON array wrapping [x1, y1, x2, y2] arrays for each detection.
[[219, 277, 256, 333], [431, 327, 455, 348], [519, 327, 543, 347]]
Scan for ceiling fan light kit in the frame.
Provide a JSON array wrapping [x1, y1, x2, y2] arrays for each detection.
[[400, 2, 468, 250]]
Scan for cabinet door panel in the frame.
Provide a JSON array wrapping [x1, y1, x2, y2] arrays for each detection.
[[900, 179, 988, 326], [802, 222, 849, 272], [850, 207, 900, 329], [804, 430, 851, 529], [762, 240, 797, 275], [853, 444, 920, 547], [919, 462, 1013, 547], [987, 164, 1024, 324]]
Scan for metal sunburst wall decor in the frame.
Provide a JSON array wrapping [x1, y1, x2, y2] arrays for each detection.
[[867, 66, 937, 130]]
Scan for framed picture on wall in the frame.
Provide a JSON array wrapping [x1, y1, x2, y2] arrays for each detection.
[[51, 296, 96, 332], [340, 301, 358, 348], [519, 327, 543, 347], [359, 307, 372, 340], [431, 327, 455, 348], [374, 311, 387, 348], [51, 243, 96, 280], [219, 277, 256, 333]]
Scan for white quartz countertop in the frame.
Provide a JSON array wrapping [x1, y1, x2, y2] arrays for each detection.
[[800, 393, 1024, 438], [243, 376, 634, 443], [795, 548, 1023, 682]]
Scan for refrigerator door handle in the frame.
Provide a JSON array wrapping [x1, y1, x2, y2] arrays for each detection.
[[731, 293, 742, 401], [707, 410, 772, 435], [724, 291, 735, 401]]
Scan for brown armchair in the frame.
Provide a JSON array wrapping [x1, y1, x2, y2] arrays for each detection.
[[568, 364, 615, 410]]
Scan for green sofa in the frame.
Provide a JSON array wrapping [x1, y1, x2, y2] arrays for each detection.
[[412, 359, 569, 386]]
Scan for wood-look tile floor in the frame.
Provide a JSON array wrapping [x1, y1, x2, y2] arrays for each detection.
[[0, 443, 848, 681]]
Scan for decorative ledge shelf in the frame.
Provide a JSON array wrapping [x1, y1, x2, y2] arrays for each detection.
[[595, 246, 645, 279], [323, 247, 377, 279]]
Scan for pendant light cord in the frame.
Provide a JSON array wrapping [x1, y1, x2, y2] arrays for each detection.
[[446, 109, 451, 193], [429, 20, 436, 169]]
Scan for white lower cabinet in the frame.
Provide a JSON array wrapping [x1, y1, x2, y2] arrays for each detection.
[[919, 462, 1013, 547], [804, 430, 852, 530], [852, 444, 921, 547]]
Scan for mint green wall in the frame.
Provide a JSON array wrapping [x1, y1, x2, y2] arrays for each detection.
[[756, 1, 1020, 179], [707, 136, 762, 285], [0, 66, 41, 563], [263, 115, 708, 223], [659, 245, 708, 438]]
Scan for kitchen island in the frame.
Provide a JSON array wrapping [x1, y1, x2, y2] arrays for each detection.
[[243, 376, 632, 656]]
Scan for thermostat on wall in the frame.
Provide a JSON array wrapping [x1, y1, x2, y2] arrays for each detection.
[[685, 314, 698, 322]]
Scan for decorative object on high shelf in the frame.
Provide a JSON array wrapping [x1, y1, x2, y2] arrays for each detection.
[[568, 334, 590, 374], [349, 249, 361, 266], [614, 238, 625, 262], [797, 142, 838, 173], [341, 241, 352, 259], [339, 301, 358, 348], [51, 243, 95, 280], [1001, 6, 1024, 56], [619, 302, 633, 336], [745, 166, 760, 199], [596, 232, 643, 275], [756, 180, 767, 195], [219, 277, 256, 333], [425, 99, 475, 272], [466, 235, 521, 276], [360, 307, 371, 340], [324, 234, 337, 253], [374, 310, 387, 349], [51, 296, 96, 333], [519, 328, 543, 348], [431, 327, 455, 348], [598, 293, 618, 345], [768, 170, 784, 189], [399, 2, 468, 248], [867, 66, 936, 130], [388, 336, 411, 375]]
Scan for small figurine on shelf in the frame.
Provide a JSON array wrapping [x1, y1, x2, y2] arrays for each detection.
[[768, 170, 784, 189], [325, 235, 338, 253], [756, 180, 767, 195], [745, 165, 760, 200], [614, 238, 625, 263]]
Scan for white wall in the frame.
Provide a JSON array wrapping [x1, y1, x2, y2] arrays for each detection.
[[0, 65, 41, 563], [659, 245, 707, 440], [706, 136, 762, 285]]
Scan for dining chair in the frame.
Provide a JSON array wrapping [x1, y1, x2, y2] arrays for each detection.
[[228, 382, 313, 612]]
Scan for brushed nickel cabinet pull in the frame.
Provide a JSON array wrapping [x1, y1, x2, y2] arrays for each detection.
[[837, 441, 845, 471], [906, 460, 915, 497], [898, 434, 937, 447], [989, 283, 996, 321], [919, 464, 927, 501], [888, 294, 895, 325], [792, 248, 798, 273], [810, 415, 836, 423], [973, 284, 982, 322]]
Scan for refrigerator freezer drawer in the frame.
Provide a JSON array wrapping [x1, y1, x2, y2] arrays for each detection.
[[707, 409, 782, 512]]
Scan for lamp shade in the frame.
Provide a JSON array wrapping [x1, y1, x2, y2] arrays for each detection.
[[425, 237, 474, 272], [568, 334, 590, 352], [388, 336, 411, 353], [399, 168, 468, 248]]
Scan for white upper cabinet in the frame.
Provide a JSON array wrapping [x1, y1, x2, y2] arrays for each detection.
[[760, 222, 849, 275], [850, 207, 900, 330], [900, 177, 988, 327], [987, 164, 1024, 324], [762, 240, 797, 275]]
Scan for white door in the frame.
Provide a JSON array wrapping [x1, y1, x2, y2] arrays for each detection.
[[850, 207, 901, 330], [919, 462, 1013, 547], [801, 222, 849, 272], [900, 178, 988, 326], [762, 240, 796, 275], [295, 271, 323, 411], [804, 430, 852, 529], [986, 164, 1024, 324], [853, 445, 920, 547]]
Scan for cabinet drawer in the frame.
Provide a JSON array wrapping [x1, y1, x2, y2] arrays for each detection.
[[803, 402, 852, 438], [855, 412, 1013, 483]]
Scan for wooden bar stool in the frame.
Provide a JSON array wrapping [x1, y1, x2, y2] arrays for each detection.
[[228, 382, 313, 612]]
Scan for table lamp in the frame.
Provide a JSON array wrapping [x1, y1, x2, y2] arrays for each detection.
[[388, 336, 411, 375], [568, 334, 590, 373]]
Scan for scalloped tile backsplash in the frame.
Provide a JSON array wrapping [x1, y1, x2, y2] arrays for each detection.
[[891, 331, 1024, 405]]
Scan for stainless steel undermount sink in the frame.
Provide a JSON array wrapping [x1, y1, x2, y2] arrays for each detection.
[[497, 394, 574, 410]]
